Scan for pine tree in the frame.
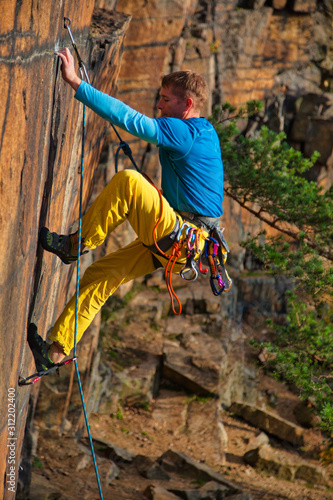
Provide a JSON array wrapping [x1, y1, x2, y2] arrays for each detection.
[[211, 102, 333, 432]]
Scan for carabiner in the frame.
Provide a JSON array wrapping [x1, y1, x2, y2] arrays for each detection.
[[186, 228, 196, 251], [218, 262, 233, 292], [210, 276, 225, 296], [180, 253, 199, 281], [205, 236, 219, 258], [63, 17, 90, 84], [176, 222, 192, 243]]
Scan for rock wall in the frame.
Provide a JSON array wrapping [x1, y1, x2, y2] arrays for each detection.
[[0, 2, 130, 498], [103, 0, 333, 253], [1, 0, 332, 497]]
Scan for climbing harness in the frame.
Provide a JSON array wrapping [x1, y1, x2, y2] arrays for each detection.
[[140, 172, 232, 314], [179, 211, 232, 294]]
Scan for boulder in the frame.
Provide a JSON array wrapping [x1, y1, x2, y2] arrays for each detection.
[[144, 485, 180, 500], [229, 402, 305, 446], [295, 463, 329, 486], [113, 354, 162, 406], [246, 431, 270, 451], [198, 481, 231, 499], [162, 333, 226, 396], [134, 455, 170, 480], [158, 449, 240, 494], [82, 436, 135, 463], [244, 444, 329, 485], [244, 444, 299, 480]]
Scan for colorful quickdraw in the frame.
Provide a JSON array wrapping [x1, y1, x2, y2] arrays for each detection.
[[18, 357, 77, 386], [179, 223, 205, 282], [203, 236, 232, 296]]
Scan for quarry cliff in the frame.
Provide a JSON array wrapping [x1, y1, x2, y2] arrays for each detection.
[[0, 0, 332, 498]]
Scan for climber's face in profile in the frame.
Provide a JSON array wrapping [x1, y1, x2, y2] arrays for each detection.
[[157, 86, 194, 120]]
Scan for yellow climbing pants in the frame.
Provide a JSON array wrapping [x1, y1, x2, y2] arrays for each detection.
[[48, 170, 207, 355]]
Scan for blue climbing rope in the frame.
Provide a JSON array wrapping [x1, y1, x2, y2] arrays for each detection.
[[64, 17, 104, 500], [65, 17, 142, 498], [74, 103, 104, 500]]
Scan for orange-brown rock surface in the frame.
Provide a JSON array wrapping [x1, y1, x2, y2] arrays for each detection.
[[0, 0, 332, 497], [0, 3, 130, 498]]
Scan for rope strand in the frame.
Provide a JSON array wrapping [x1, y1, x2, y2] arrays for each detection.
[[74, 104, 104, 499], [63, 19, 104, 495]]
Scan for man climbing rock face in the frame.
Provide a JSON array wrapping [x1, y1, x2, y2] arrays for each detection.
[[28, 47, 224, 373]]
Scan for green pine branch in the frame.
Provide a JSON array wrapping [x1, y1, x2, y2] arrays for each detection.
[[210, 102, 333, 432]]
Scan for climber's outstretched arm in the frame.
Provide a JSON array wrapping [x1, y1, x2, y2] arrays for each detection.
[[75, 81, 158, 144], [55, 48, 158, 144]]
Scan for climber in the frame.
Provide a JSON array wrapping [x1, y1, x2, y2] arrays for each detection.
[[28, 47, 224, 374]]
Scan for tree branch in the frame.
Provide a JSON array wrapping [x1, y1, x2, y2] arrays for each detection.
[[225, 188, 333, 261]]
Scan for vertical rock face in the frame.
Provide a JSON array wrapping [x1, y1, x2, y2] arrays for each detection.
[[0, 3, 130, 498], [1, 0, 332, 497]]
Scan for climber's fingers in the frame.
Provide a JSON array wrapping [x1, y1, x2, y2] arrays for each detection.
[[55, 47, 81, 89]]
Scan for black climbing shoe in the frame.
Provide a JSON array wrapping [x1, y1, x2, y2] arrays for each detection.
[[39, 227, 81, 264], [27, 323, 55, 373]]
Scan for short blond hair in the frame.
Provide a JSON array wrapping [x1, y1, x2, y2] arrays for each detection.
[[161, 70, 209, 111]]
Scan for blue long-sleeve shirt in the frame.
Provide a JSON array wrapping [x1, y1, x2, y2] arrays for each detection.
[[75, 81, 223, 216]]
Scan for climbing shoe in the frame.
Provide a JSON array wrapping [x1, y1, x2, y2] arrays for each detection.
[[27, 323, 55, 373], [39, 227, 84, 264]]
